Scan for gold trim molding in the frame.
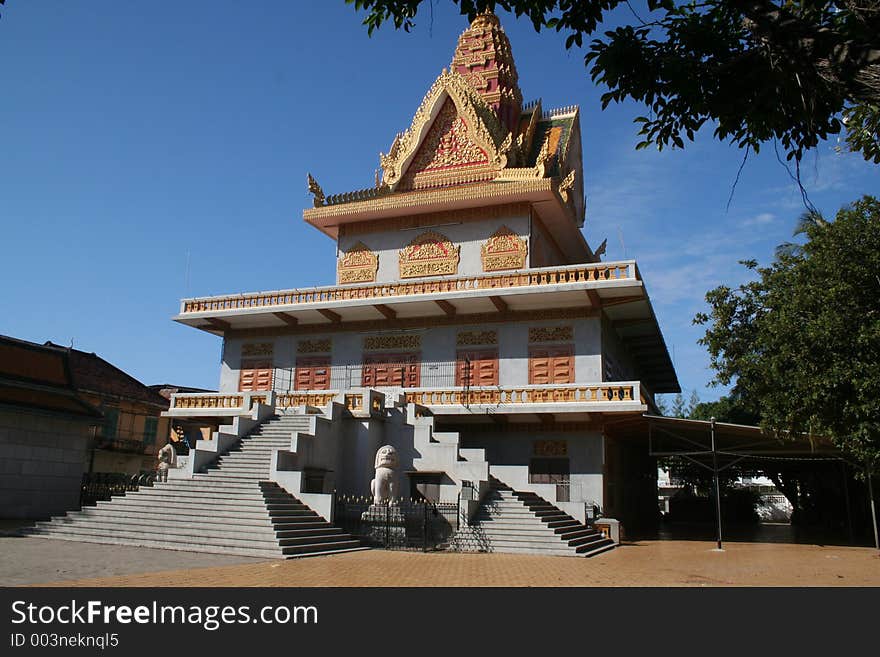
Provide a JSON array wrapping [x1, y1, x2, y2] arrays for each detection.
[[457, 330, 498, 346], [364, 334, 422, 351], [297, 339, 332, 354], [399, 231, 460, 279], [529, 326, 573, 343], [481, 225, 528, 271], [339, 203, 529, 238], [534, 440, 568, 457], [241, 342, 273, 357]]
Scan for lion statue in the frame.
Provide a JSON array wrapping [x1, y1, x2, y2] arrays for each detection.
[[156, 443, 176, 482], [370, 445, 399, 505]]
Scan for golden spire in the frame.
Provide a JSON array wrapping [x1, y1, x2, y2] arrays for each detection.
[[450, 8, 523, 134]]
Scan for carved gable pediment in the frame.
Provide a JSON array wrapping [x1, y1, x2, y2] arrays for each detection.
[[481, 225, 528, 271], [399, 231, 460, 279], [338, 241, 378, 284], [398, 98, 490, 190], [381, 71, 518, 192]]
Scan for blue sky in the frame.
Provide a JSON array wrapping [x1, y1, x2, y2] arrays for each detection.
[[1, 1, 876, 404]]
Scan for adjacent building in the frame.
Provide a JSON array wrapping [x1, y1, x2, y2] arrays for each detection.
[[0, 335, 173, 519]]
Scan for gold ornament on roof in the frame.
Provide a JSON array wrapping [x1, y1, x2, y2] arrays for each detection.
[[307, 173, 325, 208], [379, 71, 516, 190], [558, 169, 577, 204]]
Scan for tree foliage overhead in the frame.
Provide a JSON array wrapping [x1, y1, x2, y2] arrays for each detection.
[[347, 0, 880, 163], [694, 196, 880, 464]]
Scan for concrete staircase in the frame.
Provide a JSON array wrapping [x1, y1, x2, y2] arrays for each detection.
[[25, 413, 364, 559], [452, 478, 615, 557], [407, 404, 489, 493]]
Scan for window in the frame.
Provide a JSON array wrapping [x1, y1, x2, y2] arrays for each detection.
[[361, 353, 420, 387], [143, 416, 158, 445], [102, 407, 119, 439], [239, 358, 273, 391], [294, 357, 331, 390], [528, 345, 574, 384], [455, 350, 499, 387]]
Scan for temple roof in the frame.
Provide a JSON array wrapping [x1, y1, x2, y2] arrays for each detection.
[[450, 9, 523, 135], [305, 11, 587, 248]]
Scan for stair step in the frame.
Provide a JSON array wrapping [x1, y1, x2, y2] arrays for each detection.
[[30, 525, 281, 550], [27, 533, 283, 559], [281, 540, 362, 556], [275, 527, 342, 539], [37, 518, 277, 540]]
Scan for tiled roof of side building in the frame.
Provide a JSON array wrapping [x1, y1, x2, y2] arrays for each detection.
[[0, 335, 103, 418], [43, 342, 170, 409]]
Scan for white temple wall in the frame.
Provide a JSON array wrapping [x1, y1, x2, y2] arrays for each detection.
[[219, 316, 604, 392], [336, 212, 530, 284], [600, 316, 638, 382], [460, 430, 604, 506]]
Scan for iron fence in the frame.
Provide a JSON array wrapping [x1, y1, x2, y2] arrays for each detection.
[[80, 472, 155, 508], [334, 497, 461, 551]]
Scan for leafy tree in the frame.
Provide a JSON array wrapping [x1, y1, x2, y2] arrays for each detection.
[[670, 391, 686, 418], [688, 393, 760, 425], [694, 195, 880, 468], [347, 0, 880, 164]]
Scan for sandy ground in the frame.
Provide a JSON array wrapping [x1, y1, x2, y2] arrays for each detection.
[[6, 535, 878, 587]]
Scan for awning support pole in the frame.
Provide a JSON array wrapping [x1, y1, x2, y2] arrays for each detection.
[[711, 417, 723, 551], [866, 461, 878, 553]]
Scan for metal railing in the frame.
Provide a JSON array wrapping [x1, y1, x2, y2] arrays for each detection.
[[80, 472, 155, 508], [334, 497, 461, 551]]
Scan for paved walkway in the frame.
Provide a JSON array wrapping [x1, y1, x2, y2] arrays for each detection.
[[6, 536, 878, 587], [0, 535, 265, 587]]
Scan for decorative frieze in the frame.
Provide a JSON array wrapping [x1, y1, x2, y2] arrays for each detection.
[[241, 342, 273, 357], [529, 326, 573, 343], [337, 241, 379, 284], [456, 330, 498, 346], [364, 334, 422, 351], [297, 339, 332, 354], [338, 203, 528, 237], [481, 225, 528, 272], [534, 440, 568, 457], [399, 231, 460, 279]]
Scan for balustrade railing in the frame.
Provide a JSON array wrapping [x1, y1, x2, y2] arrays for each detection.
[[168, 382, 641, 413], [180, 262, 636, 314], [404, 383, 638, 407]]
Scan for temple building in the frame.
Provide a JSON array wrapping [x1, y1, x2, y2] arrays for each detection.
[[29, 12, 678, 557]]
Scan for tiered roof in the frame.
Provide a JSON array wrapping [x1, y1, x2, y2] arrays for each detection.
[[305, 11, 589, 259]]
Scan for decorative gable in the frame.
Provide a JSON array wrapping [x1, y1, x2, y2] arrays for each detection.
[[337, 242, 379, 284], [380, 71, 517, 191], [399, 231, 460, 279], [481, 225, 528, 271], [399, 98, 490, 190]]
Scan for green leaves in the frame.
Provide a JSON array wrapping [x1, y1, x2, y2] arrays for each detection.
[[696, 196, 880, 464], [346, 1, 879, 163]]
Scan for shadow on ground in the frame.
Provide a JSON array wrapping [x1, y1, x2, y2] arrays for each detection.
[[628, 521, 874, 548]]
